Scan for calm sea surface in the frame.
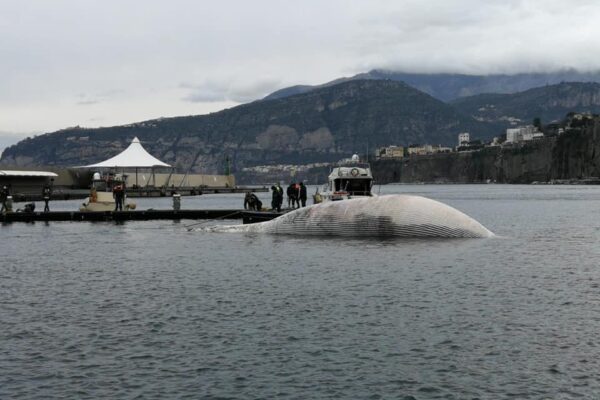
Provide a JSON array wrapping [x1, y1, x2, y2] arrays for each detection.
[[2, 185, 600, 399]]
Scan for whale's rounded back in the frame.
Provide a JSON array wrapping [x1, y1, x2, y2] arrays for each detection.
[[209, 195, 493, 238]]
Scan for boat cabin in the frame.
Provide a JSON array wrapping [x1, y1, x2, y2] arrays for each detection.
[[330, 164, 373, 196], [315, 155, 374, 203]]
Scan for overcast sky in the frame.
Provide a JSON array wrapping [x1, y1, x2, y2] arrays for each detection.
[[1, 0, 600, 151]]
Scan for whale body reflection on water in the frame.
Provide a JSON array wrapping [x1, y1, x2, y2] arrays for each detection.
[[207, 195, 494, 238]]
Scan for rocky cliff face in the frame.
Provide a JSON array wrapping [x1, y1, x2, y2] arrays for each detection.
[[0, 80, 494, 172], [372, 117, 600, 184]]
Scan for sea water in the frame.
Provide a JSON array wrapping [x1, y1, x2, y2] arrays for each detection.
[[1, 185, 600, 399]]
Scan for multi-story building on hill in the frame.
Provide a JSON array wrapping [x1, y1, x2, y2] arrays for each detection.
[[377, 145, 405, 159], [458, 132, 470, 147], [505, 125, 544, 143]]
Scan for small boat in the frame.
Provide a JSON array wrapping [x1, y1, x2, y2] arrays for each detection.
[[79, 172, 136, 212], [314, 154, 374, 203]]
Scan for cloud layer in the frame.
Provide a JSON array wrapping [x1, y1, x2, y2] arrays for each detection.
[[1, 0, 600, 133]]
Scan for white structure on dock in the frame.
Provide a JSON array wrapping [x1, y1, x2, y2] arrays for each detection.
[[81, 137, 171, 169]]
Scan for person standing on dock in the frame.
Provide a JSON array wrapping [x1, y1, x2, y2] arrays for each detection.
[[299, 182, 307, 207], [271, 184, 283, 212], [286, 182, 296, 208], [0, 185, 8, 213], [293, 182, 301, 208], [276, 183, 284, 211], [113, 181, 125, 211], [271, 186, 278, 211], [42, 184, 52, 212]]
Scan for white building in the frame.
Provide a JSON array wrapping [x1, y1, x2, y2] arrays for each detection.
[[506, 128, 521, 143], [407, 144, 452, 156], [377, 145, 404, 159], [506, 125, 542, 143], [522, 132, 534, 141], [532, 132, 545, 139], [458, 132, 470, 146]]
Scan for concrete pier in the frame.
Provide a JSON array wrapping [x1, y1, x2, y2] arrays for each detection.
[[9, 186, 269, 202], [0, 209, 244, 223]]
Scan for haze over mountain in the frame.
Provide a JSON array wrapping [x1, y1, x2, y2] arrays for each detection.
[[451, 82, 600, 125], [265, 69, 600, 102], [0, 132, 32, 159]]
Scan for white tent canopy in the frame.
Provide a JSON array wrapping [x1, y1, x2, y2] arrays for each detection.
[[79, 137, 171, 168]]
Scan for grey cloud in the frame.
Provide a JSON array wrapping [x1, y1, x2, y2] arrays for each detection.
[[182, 78, 281, 103], [77, 99, 100, 105], [3, 0, 600, 133], [353, 0, 600, 74], [76, 89, 125, 106]]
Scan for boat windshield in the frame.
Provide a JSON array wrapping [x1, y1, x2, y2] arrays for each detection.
[[340, 162, 371, 169], [334, 178, 372, 195]]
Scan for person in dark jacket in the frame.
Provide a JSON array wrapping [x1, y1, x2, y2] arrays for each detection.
[[113, 181, 125, 211], [286, 182, 296, 208], [299, 182, 308, 207], [0, 185, 8, 213], [271, 186, 278, 210], [244, 192, 262, 211], [271, 184, 283, 212], [293, 182, 301, 208], [276, 183, 284, 211], [42, 184, 52, 212]]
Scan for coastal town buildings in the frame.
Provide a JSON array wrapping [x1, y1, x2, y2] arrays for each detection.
[[407, 144, 452, 156], [505, 125, 544, 143], [377, 145, 404, 159]]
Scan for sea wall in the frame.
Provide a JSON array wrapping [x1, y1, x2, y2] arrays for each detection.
[[371, 119, 600, 184]]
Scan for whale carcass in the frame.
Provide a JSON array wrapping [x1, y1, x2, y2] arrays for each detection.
[[207, 195, 494, 238]]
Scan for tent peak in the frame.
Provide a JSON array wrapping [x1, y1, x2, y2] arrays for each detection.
[[75, 136, 171, 168]]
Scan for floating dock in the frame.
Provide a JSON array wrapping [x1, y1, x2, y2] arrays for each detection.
[[9, 186, 268, 202], [0, 209, 245, 223]]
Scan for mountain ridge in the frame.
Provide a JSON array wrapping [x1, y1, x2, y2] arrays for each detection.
[[265, 69, 600, 102], [451, 82, 600, 124], [3, 80, 600, 173], [0, 79, 494, 171]]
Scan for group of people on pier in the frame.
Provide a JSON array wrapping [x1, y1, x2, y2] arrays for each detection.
[[270, 182, 308, 212], [0, 182, 53, 213], [243, 181, 308, 213], [286, 181, 307, 208]]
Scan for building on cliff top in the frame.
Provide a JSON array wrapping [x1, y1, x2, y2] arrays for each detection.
[[377, 145, 405, 159], [505, 125, 544, 144]]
